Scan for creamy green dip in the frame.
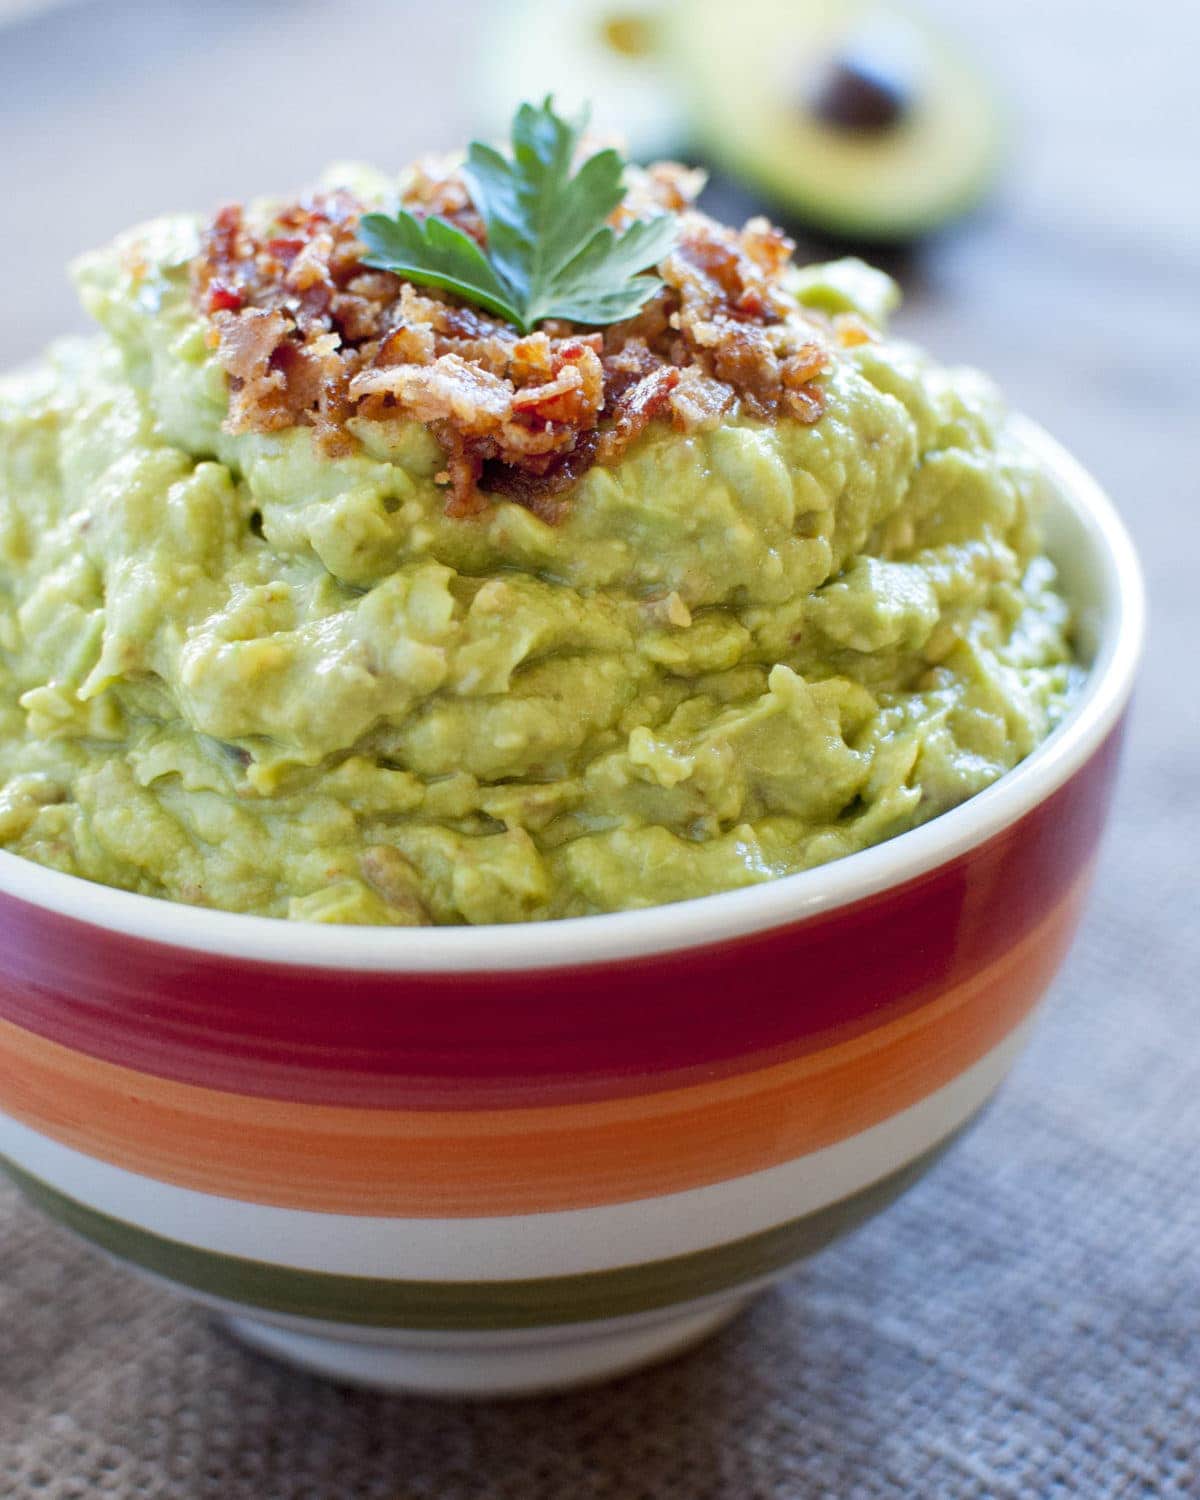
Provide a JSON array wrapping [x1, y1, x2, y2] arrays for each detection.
[[0, 215, 1077, 924]]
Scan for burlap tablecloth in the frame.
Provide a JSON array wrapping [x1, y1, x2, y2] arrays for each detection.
[[2, 1, 1198, 1494]]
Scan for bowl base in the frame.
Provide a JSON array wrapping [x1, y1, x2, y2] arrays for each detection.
[[222, 1295, 752, 1398]]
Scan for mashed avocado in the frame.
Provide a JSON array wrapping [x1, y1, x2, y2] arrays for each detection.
[[0, 206, 1077, 924]]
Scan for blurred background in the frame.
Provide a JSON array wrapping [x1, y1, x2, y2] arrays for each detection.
[[1, 2, 1198, 1495]]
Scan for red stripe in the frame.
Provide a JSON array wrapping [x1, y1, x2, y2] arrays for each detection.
[[0, 726, 1124, 1108]]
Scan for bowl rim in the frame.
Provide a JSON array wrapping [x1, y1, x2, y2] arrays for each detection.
[[0, 416, 1144, 972]]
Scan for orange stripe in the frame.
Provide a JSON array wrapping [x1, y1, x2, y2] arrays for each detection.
[[0, 877, 1088, 1215]]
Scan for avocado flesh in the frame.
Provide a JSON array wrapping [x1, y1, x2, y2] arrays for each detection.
[[476, 0, 685, 162], [669, 0, 1003, 240]]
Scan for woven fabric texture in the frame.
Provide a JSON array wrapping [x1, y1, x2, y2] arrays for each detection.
[[1, 1, 1198, 1495]]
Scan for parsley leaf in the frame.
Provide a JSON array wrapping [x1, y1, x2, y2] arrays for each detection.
[[358, 97, 678, 334], [357, 210, 525, 327]]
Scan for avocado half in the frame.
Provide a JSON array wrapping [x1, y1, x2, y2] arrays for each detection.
[[667, 0, 1004, 241], [475, 0, 686, 162]]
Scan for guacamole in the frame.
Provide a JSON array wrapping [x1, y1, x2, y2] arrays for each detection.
[[0, 184, 1077, 925]]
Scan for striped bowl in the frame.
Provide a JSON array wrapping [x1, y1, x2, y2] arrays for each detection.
[[0, 420, 1143, 1397]]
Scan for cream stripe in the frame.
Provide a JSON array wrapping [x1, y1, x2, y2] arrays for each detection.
[[0, 1015, 1035, 1280]]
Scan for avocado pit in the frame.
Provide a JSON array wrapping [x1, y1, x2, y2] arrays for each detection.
[[807, 18, 924, 134]]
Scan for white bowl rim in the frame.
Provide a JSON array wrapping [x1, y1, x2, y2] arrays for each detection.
[[0, 416, 1144, 972]]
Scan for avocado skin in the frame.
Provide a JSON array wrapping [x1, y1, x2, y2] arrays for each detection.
[[668, 0, 1006, 243]]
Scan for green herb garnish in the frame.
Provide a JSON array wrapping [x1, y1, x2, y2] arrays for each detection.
[[358, 98, 678, 335]]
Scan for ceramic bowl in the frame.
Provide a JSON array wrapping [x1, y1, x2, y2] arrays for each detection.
[[0, 419, 1143, 1397]]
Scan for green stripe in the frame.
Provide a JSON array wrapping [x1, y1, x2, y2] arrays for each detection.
[[4, 1127, 968, 1331]]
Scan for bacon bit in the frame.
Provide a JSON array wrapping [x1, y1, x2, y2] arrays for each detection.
[[781, 343, 831, 388], [480, 429, 601, 523], [375, 323, 436, 368], [208, 203, 247, 266], [510, 362, 582, 414], [597, 365, 681, 465], [731, 287, 768, 321], [328, 291, 379, 343], [834, 313, 877, 348], [398, 158, 488, 245], [510, 343, 604, 427], [352, 355, 511, 429], [620, 161, 707, 218], [741, 216, 796, 276], [680, 235, 744, 296], [269, 334, 342, 415], [507, 332, 552, 382], [212, 307, 291, 431], [667, 367, 735, 430], [214, 309, 285, 380], [783, 383, 825, 424], [206, 281, 243, 314], [265, 236, 306, 265], [598, 336, 661, 401], [191, 160, 835, 520]]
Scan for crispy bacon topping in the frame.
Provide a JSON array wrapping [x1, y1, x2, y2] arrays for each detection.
[[191, 163, 832, 519]]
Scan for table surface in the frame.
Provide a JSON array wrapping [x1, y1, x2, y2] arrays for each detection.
[[1, 2, 1198, 1496]]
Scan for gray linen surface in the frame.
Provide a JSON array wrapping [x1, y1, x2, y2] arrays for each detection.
[[1, 2, 1198, 1495]]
